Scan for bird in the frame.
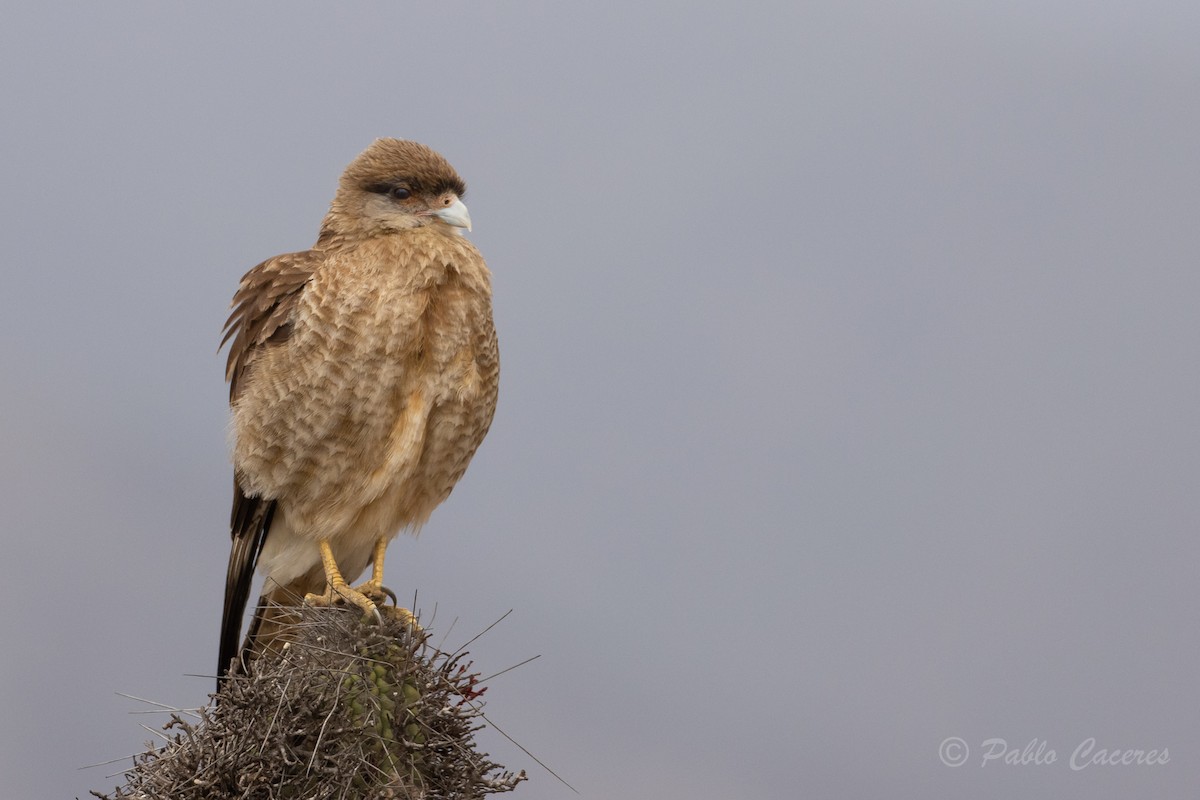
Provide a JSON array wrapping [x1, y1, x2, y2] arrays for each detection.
[[217, 139, 499, 686]]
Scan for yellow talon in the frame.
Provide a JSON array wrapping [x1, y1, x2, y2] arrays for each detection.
[[303, 538, 381, 621], [380, 604, 421, 630], [303, 537, 421, 631], [354, 537, 422, 632], [353, 537, 392, 602], [304, 581, 381, 620]]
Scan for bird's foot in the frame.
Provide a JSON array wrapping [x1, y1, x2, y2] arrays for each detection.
[[353, 578, 423, 633], [380, 603, 423, 633], [352, 578, 398, 608], [304, 579, 383, 624], [303, 540, 421, 631]]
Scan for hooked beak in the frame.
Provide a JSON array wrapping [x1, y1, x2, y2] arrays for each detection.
[[433, 197, 472, 231]]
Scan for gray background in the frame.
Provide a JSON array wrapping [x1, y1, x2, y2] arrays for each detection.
[[1, 3, 1197, 798]]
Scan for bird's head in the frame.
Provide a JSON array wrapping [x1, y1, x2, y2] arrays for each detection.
[[321, 138, 471, 241]]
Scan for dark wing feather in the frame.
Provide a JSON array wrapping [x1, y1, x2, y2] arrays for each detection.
[[217, 250, 320, 686], [222, 250, 320, 402]]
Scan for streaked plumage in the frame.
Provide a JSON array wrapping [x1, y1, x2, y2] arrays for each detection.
[[218, 139, 498, 683]]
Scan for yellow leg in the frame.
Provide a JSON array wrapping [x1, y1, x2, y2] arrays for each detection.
[[353, 537, 420, 630], [304, 539, 382, 622], [354, 537, 391, 600], [303, 537, 421, 630]]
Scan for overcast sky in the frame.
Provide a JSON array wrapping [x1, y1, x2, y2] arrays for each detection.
[[2, 3, 1199, 799]]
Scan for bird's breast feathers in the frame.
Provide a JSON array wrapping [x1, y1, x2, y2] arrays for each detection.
[[231, 228, 497, 530]]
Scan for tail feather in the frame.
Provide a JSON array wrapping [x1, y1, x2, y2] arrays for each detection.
[[218, 485, 275, 687]]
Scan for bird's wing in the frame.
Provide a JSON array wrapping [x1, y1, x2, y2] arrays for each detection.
[[221, 250, 321, 402], [218, 250, 320, 681]]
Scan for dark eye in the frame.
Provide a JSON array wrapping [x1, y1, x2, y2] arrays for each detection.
[[389, 186, 411, 200]]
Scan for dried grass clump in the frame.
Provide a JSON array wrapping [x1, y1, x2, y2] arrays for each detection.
[[92, 605, 525, 799]]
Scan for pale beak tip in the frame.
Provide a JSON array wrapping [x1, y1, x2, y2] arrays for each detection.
[[434, 197, 472, 232]]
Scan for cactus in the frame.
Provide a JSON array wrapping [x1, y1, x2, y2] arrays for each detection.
[[92, 605, 525, 799]]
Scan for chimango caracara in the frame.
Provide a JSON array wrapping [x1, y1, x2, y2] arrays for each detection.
[[218, 139, 498, 684]]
